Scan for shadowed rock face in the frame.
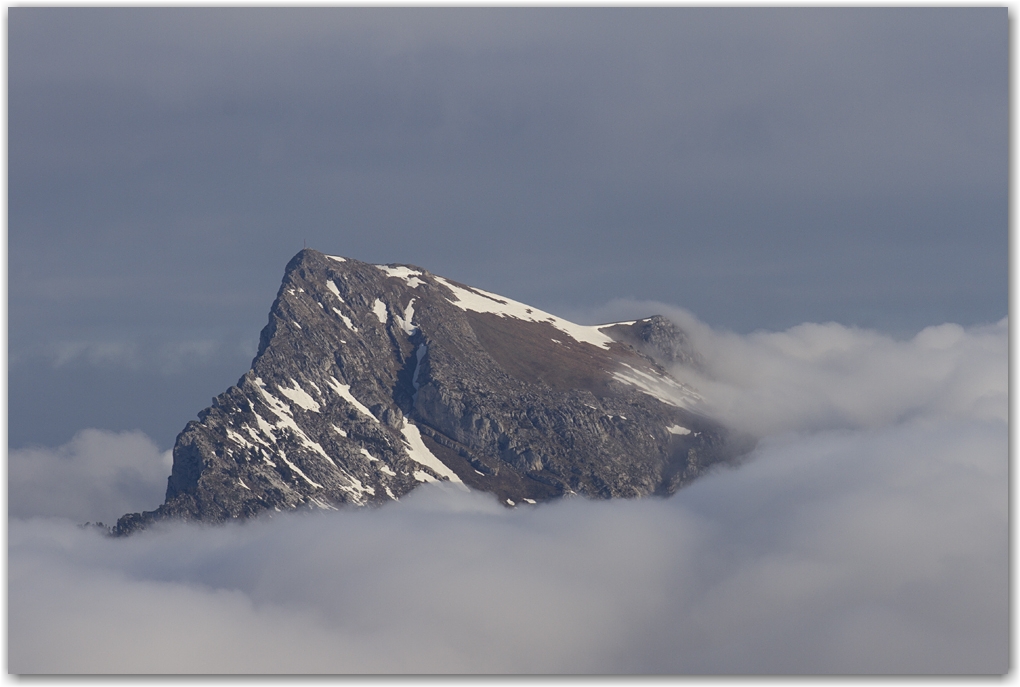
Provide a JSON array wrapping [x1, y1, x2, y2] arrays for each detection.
[[115, 250, 750, 534]]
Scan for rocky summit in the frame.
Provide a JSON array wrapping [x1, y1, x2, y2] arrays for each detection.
[[115, 250, 749, 534]]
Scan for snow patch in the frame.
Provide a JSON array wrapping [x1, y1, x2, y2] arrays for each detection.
[[372, 299, 388, 324], [667, 424, 692, 436], [325, 255, 347, 263], [278, 379, 321, 412], [394, 299, 417, 336], [325, 377, 377, 421], [332, 308, 357, 331], [252, 409, 280, 445], [612, 363, 702, 409], [400, 419, 463, 485], [376, 265, 425, 289], [309, 496, 338, 511], [240, 420, 272, 449], [226, 428, 254, 450], [277, 448, 323, 490], [251, 377, 376, 500], [326, 280, 343, 301], [432, 275, 619, 350]]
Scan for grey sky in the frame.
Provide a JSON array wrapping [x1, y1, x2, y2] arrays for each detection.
[[9, 8, 1006, 449]]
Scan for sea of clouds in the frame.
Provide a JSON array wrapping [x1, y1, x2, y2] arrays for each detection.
[[8, 312, 1007, 674]]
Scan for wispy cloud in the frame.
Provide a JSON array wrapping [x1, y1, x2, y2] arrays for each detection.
[[38, 337, 237, 375], [49, 339, 143, 370]]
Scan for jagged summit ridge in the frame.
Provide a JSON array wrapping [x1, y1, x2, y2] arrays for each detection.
[[115, 250, 743, 533]]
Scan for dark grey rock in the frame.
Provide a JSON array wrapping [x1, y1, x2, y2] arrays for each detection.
[[114, 250, 751, 535]]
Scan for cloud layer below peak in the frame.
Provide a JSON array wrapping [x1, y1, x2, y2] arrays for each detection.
[[8, 314, 1007, 674]]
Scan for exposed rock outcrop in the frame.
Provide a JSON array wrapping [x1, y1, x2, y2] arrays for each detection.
[[115, 250, 749, 534]]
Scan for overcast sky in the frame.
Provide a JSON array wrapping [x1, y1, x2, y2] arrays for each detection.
[[8, 8, 1006, 450]]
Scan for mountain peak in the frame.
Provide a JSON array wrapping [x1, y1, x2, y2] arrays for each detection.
[[114, 251, 748, 534]]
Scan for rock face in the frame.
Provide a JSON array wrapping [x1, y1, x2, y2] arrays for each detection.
[[115, 250, 748, 534]]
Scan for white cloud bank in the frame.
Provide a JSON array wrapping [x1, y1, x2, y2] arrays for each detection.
[[665, 309, 1006, 436], [8, 315, 1007, 674], [9, 429, 172, 524]]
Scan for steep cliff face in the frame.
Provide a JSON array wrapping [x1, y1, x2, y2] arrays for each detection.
[[115, 250, 748, 533]]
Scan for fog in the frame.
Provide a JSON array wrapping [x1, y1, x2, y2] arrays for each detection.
[[9, 429, 172, 524], [8, 314, 1007, 674]]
